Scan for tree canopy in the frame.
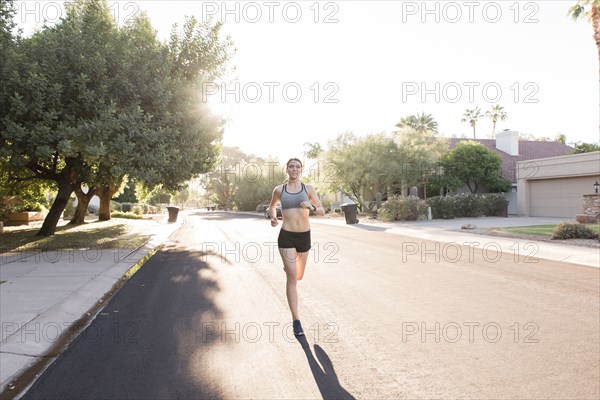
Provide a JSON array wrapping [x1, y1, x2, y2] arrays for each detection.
[[1, 0, 233, 234], [435, 141, 511, 194]]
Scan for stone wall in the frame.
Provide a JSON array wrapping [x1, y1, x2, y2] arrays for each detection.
[[580, 194, 600, 223]]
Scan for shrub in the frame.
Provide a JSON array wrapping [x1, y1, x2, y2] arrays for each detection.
[[0, 196, 20, 223], [121, 202, 132, 213], [482, 193, 509, 216], [379, 195, 427, 222], [427, 196, 455, 219], [111, 212, 143, 219], [131, 204, 144, 215], [110, 200, 122, 212], [551, 222, 599, 240], [88, 204, 99, 214], [453, 193, 484, 218], [63, 199, 76, 219]]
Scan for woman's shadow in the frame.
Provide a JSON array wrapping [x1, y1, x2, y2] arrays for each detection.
[[296, 336, 355, 400]]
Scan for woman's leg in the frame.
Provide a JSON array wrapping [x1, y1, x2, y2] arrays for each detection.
[[279, 247, 299, 320], [295, 251, 309, 281]]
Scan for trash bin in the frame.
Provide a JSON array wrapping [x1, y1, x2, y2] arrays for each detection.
[[340, 203, 359, 224], [166, 206, 180, 223]]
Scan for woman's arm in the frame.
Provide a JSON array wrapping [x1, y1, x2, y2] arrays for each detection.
[[268, 186, 281, 226], [305, 185, 325, 217]]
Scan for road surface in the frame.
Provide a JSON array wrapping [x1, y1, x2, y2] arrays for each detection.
[[21, 211, 600, 399]]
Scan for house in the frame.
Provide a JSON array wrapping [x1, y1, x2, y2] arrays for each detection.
[[516, 151, 600, 218], [447, 130, 574, 214]]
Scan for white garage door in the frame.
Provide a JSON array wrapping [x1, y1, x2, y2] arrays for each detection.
[[529, 176, 600, 217]]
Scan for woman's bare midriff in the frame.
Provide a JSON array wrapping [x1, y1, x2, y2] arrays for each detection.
[[281, 208, 310, 232]]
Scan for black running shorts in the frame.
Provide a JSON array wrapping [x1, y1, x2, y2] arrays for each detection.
[[277, 229, 311, 253]]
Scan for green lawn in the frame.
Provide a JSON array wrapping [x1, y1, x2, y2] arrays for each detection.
[[1, 219, 151, 253], [497, 223, 600, 237]]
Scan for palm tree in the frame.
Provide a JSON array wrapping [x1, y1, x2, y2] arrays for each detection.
[[568, 0, 600, 79], [485, 104, 508, 138], [395, 112, 438, 134], [461, 107, 482, 139]]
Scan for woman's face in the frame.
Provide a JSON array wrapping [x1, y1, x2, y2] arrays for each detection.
[[286, 160, 302, 179]]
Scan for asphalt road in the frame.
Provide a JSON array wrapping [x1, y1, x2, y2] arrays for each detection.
[[21, 211, 600, 399]]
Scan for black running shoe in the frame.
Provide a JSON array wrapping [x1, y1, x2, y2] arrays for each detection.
[[293, 319, 304, 336]]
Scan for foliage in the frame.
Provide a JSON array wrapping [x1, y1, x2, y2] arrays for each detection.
[[395, 112, 438, 133], [427, 193, 509, 219], [434, 141, 510, 194], [426, 196, 456, 219], [106, 211, 144, 220], [461, 107, 482, 139], [323, 129, 446, 211], [572, 142, 600, 153], [551, 222, 599, 239], [63, 199, 76, 219], [200, 147, 285, 211], [110, 200, 122, 212], [1, 0, 233, 235], [131, 204, 145, 215], [481, 193, 509, 216], [378, 195, 428, 222], [485, 104, 508, 137], [452, 193, 485, 218]]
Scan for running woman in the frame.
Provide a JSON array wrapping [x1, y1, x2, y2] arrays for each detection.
[[268, 158, 325, 336]]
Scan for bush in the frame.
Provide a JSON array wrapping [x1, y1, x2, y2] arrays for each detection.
[[379, 195, 428, 222], [0, 196, 20, 223], [63, 199, 76, 219], [131, 204, 144, 215], [453, 193, 485, 218], [482, 193, 509, 216], [88, 204, 99, 214], [427, 196, 455, 219], [551, 222, 599, 240], [111, 212, 143, 219], [110, 200, 122, 212], [427, 193, 508, 219]]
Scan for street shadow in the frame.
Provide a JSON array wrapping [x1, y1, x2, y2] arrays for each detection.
[[21, 249, 225, 400], [296, 336, 355, 400]]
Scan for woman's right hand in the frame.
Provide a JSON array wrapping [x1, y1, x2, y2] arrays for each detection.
[[270, 216, 278, 227]]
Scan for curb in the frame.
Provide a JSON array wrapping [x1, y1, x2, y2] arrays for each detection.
[[0, 217, 183, 399]]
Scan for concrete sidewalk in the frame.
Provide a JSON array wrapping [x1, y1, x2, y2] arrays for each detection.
[[0, 215, 183, 396], [313, 215, 600, 268]]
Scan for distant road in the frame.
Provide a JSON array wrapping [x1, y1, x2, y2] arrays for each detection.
[[22, 211, 600, 399]]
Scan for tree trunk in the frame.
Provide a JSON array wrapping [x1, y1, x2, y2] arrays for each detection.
[[98, 176, 126, 221], [70, 186, 97, 225], [98, 188, 113, 221], [472, 125, 476, 139], [37, 181, 73, 236]]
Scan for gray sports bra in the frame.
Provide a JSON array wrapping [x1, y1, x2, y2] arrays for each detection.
[[280, 183, 309, 210]]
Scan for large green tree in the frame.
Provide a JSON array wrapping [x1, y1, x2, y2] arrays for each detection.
[[1, 0, 232, 234], [323, 129, 445, 210], [436, 141, 511, 194]]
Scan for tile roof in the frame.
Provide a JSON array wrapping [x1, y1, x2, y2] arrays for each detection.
[[446, 138, 573, 183]]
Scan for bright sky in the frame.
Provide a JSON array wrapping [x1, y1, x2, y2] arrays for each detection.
[[16, 1, 600, 164]]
